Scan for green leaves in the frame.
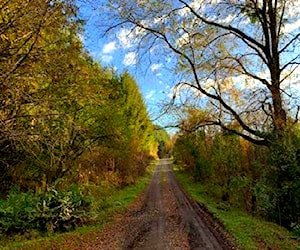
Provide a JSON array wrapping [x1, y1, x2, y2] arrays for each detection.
[[0, 186, 92, 236], [173, 109, 300, 228]]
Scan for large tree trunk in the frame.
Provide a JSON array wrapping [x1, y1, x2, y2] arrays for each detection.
[[270, 85, 287, 131]]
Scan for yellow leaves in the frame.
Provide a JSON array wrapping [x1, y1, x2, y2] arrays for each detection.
[[181, 108, 212, 132], [219, 78, 244, 106], [221, 78, 232, 91], [232, 88, 242, 105], [239, 137, 250, 155], [0, 34, 9, 40]]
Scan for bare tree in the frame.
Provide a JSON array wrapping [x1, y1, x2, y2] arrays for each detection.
[[104, 0, 300, 146]]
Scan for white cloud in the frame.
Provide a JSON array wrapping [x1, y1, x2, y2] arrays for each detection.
[[150, 63, 162, 72], [145, 90, 156, 99], [286, 0, 300, 18], [78, 34, 86, 43], [178, 0, 203, 16], [102, 41, 117, 54], [101, 55, 113, 63], [117, 28, 134, 48], [176, 32, 189, 47], [222, 14, 236, 25], [116, 26, 147, 49], [123, 52, 137, 66], [283, 19, 300, 33]]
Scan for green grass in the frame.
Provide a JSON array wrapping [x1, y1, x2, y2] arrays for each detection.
[[1, 161, 157, 250], [174, 168, 300, 250]]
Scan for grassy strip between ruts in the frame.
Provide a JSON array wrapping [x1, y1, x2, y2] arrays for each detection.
[[1, 161, 157, 250], [173, 166, 300, 250]]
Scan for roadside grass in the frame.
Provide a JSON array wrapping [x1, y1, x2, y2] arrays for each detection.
[[1, 161, 157, 250], [173, 167, 300, 250]]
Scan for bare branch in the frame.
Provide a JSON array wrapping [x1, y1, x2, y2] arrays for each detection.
[[294, 106, 300, 125], [178, 0, 268, 63], [279, 32, 300, 54]]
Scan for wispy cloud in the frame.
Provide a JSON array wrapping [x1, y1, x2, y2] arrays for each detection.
[[146, 90, 156, 99], [150, 63, 162, 73], [101, 55, 113, 64], [117, 28, 134, 49], [102, 41, 117, 54], [123, 52, 137, 66]]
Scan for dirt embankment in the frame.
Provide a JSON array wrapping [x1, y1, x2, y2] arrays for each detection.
[[74, 159, 235, 249]]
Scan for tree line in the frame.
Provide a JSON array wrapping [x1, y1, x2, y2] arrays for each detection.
[[0, 0, 166, 194], [172, 107, 300, 229]]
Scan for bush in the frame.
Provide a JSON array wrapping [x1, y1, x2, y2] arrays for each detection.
[[0, 191, 38, 235], [0, 186, 92, 237]]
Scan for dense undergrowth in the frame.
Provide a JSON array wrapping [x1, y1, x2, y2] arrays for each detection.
[[174, 167, 300, 250]]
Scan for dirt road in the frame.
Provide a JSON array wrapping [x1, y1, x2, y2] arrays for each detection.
[[83, 159, 235, 250]]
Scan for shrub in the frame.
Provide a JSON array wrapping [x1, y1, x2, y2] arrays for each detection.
[[0, 191, 38, 235], [0, 186, 92, 237]]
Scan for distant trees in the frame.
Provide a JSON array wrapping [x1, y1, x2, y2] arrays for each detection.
[[153, 126, 172, 159], [79, 71, 158, 185]]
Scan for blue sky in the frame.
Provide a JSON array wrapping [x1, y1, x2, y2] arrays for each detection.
[[76, 0, 176, 128]]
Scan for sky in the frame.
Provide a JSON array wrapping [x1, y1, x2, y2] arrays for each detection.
[[76, 0, 300, 130], [76, 0, 177, 128]]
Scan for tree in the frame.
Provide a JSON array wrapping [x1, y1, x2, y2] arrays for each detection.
[[110, 72, 157, 179], [0, 0, 120, 190], [0, 0, 159, 195], [0, 0, 48, 83], [0, 0, 83, 190], [105, 0, 300, 145]]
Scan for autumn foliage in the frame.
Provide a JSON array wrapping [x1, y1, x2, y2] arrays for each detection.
[[173, 108, 300, 229], [0, 1, 159, 194]]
